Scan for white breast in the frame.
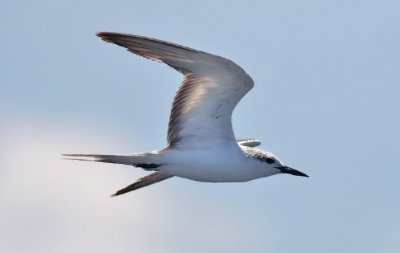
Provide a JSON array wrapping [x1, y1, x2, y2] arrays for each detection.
[[158, 143, 272, 182]]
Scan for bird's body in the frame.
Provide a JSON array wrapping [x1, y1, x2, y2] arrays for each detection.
[[64, 32, 308, 196], [157, 144, 276, 182]]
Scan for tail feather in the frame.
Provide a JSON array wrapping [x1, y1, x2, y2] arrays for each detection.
[[111, 172, 173, 197], [62, 153, 161, 168]]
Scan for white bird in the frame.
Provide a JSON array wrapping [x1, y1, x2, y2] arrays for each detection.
[[64, 32, 308, 196]]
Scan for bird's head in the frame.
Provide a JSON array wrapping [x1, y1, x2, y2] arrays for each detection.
[[247, 148, 309, 177]]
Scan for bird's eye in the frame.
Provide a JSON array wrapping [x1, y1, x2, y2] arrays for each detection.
[[265, 157, 275, 164]]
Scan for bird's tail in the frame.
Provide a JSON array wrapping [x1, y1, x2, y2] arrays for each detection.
[[62, 152, 162, 170]]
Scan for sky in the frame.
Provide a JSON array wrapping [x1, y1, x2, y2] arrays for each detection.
[[1, 0, 399, 252]]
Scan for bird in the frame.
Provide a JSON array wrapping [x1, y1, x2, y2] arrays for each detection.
[[63, 32, 308, 197]]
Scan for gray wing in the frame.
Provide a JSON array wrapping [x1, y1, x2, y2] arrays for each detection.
[[98, 32, 254, 149], [111, 172, 173, 197]]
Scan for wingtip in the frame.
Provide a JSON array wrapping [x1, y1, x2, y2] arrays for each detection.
[[96, 31, 109, 38], [110, 191, 122, 197], [96, 32, 117, 43]]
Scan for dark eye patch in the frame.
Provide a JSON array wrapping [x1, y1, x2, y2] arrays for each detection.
[[265, 157, 275, 164]]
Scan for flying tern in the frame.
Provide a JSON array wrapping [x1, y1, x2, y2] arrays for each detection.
[[64, 32, 308, 196]]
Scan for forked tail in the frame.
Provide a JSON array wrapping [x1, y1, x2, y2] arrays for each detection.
[[63, 152, 174, 195]]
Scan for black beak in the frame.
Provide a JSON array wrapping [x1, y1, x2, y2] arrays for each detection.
[[275, 166, 309, 177]]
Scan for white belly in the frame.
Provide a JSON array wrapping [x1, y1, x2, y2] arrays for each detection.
[[158, 144, 268, 182]]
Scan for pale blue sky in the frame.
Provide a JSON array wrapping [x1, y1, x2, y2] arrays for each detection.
[[1, 1, 399, 252]]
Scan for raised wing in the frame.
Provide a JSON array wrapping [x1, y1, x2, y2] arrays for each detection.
[[97, 32, 254, 148]]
